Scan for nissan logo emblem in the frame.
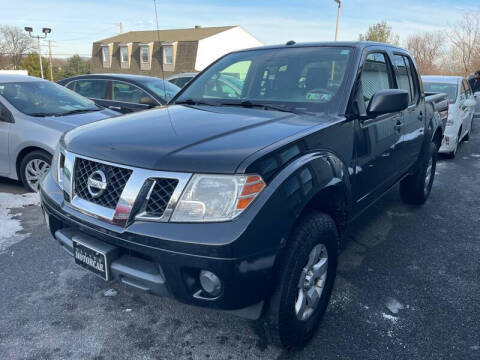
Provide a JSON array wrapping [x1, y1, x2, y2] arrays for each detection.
[[87, 170, 107, 198]]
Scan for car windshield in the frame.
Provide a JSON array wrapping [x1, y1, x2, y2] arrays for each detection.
[[174, 46, 354, 114], [423, 82, 458, 103], [143, 79, 180, 102], [0, 80, 99, 116]]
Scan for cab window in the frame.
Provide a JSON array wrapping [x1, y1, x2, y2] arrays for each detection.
[[360, 52, 393, 107], [75, 79, 108, 99]]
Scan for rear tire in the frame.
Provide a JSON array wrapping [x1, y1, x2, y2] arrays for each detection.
[[400, 142, 437, 205], [19, 150, 52, 192], [257, 211, 338, 349]]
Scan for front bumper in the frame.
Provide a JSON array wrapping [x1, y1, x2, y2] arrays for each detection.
[[41, 174, 280, 319], [438, 128, 458, 153]]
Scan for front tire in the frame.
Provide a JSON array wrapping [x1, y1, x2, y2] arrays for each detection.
[[19, 150, 52, 192], [257, 211, 338, 349], [400, 142, 437, 205]]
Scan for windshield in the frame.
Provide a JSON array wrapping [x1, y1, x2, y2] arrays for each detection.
[[423, 82, 458, 103], [143, 79, 180, 102], [0, 81, 99, 116], [174, 46, 354, 113]]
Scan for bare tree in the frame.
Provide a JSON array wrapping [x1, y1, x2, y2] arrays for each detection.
[[449, 13, 480, 75], [406, 32, 444, 75], [0, 25, 32, 69], [358, 21, 400, 45]]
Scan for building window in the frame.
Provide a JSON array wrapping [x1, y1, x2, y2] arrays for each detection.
[[120, 47, 128, 63], [101, 46, 110, 68], [163, 45, 173, 65], [140, 46, 150, 64]]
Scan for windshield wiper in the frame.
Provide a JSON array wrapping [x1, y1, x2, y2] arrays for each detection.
[[175, 98, 214, 106], [219, 100, 299, 114], [28, 112, 58, 117], [60, 108, 100, 116]]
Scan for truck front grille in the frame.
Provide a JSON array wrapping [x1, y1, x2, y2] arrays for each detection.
[[144, 178, 179, 217], [74, 158, 132, 209]]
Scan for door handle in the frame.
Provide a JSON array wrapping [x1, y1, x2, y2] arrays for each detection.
[[108, 106, 122, 111]]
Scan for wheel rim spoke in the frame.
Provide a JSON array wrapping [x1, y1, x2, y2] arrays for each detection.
[[295, 244, 329, 321], [295, 289, 307, 318], [424, 157, 433, 192], [312, 257, 328, 279], [306, 244, 320, 268], [25, 158, 49, 192], [306, 287, 321, 309]]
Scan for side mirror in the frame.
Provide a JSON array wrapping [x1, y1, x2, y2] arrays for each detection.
[[367, 89, 409, 117], [464, 98, 477, 107], [139, 96, 158, 107]]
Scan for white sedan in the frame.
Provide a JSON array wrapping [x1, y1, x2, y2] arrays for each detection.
[[423, 75, 476, 157]]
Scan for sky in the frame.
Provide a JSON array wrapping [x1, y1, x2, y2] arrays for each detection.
[[0, 0, 479, 58]]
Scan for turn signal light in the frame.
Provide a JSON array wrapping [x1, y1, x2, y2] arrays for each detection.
[[236, 175, 265, 210]]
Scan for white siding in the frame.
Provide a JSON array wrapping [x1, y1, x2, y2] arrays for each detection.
[[194, 26, 263, 71]]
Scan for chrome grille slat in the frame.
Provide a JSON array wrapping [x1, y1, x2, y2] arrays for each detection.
[[74, 158, 132, 209], [62, 151, 192, 226], [145, 178, 179, 217]]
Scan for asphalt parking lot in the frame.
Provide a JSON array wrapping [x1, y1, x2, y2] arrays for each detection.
[[1, 130, 479, 360]]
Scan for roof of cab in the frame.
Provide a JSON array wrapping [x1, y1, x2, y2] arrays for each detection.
[[58, 73, 166, 83], [235, 41, 407, 52], [0, 74, 45, 83]]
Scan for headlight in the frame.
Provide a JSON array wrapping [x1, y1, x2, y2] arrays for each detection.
[[170, 174, 265, 222], [51, 143, 65, 189]]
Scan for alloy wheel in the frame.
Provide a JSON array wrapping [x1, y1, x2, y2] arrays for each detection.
[[25, 158, 50, 192], [295, 244, 328, 321], [424, 156, 433, 194]]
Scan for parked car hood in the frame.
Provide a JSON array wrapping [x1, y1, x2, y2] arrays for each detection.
[[43, 108, 119, 131], [64, 105, 325, 173]]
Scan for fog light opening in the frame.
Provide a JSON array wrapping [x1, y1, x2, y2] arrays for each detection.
[[199, 270, 222, 297]]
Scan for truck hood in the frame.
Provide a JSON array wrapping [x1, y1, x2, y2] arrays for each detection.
[[64, 105, 324, 173]]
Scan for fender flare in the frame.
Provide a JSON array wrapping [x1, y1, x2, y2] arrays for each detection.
[[240, 150, 352, 256]]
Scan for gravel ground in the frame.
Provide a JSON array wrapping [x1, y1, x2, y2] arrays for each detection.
[[0, 129, 479, 359]]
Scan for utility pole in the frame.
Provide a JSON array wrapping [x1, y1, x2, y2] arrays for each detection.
[[48, 40, 54, 81], [119, 22, 123, 33], [24, 27, 51, 79], [37, 37, 44, 78], [334, 0, 341, 41]]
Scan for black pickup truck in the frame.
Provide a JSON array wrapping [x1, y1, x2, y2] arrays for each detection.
[[40, 42, 443, 348]]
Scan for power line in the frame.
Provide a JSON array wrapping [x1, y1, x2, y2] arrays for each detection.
[[0, 52, 91, 56]]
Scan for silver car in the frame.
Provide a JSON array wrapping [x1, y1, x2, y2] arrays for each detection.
[[0, 74, 119, 191], [422, 75, 476, 157]]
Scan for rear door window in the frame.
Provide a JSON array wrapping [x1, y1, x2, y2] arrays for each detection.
[[393, 55, 418, 105], [111, 81, 153, 104], [75, 79, 108, 99]]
